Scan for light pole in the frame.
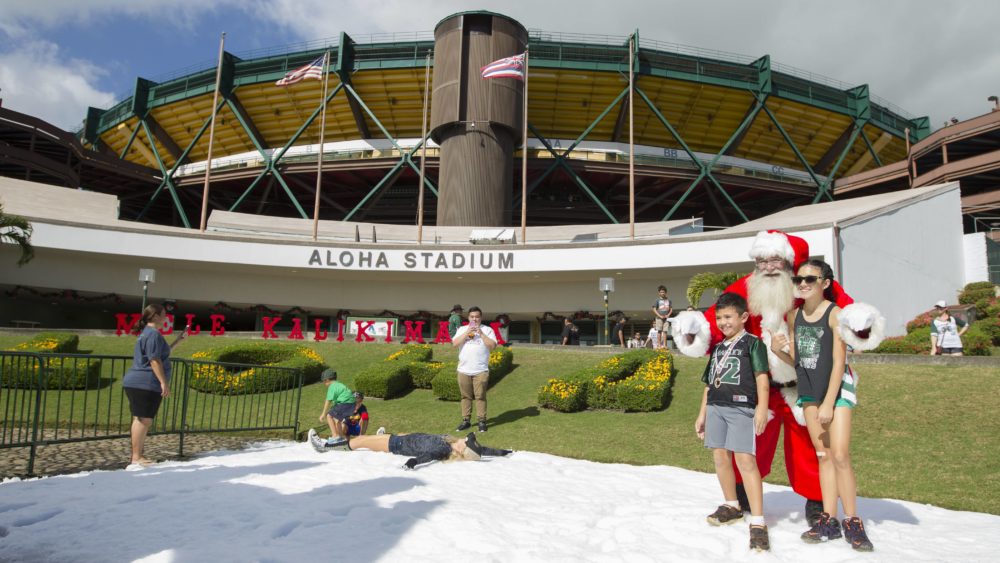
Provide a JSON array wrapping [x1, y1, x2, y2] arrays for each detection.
[[139, 269, 156, 312], [599, 277, 615, 345]]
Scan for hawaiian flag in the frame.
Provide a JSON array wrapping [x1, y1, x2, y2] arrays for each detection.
[[480, 53, 525, 80], [275, 55, 325, 86]]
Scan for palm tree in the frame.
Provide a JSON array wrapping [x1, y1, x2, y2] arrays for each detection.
[[0, 202, 34, 266], [686, 271, 744, 308]]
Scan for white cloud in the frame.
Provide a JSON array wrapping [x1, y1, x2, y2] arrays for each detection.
[[0, 39, 116, 130]]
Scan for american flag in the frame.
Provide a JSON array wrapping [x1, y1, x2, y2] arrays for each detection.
[[480, 53, 525, 80], [275, 55, 326, 86]]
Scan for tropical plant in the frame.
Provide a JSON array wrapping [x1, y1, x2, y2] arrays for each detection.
[[686, 271, 743, 308], [0, 202, 34, 266]]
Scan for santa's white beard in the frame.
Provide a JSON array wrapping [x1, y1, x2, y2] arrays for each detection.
[[747, 269, 794, 332]]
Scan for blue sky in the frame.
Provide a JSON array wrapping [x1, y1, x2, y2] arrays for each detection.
[[1, 0, 998, 130]]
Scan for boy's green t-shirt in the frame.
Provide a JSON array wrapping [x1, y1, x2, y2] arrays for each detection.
[[325, 381, 355, 404]]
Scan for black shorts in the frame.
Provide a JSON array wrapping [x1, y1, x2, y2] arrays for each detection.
[[328, 402, 356, 422], [125, 387, 163, 419]]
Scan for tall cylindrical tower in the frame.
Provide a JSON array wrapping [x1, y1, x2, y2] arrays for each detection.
[[431, 12, 528, 227]]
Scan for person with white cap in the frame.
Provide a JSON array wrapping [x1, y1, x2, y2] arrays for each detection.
[[930, 301, 967, 356]]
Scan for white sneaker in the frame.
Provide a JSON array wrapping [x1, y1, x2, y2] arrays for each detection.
[[376, 426, 386, 435], [125, 463, 145, 472]]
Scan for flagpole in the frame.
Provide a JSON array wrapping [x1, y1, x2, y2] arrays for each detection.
[[200, 32, 225, 232], [417, 50, 432, 244], [628, 33, 635, 240], [312, 50, 331, 241], [520, 47, 529, 245]]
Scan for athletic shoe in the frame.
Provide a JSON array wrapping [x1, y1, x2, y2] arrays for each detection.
[[456, 419, 472, 431], [706, 504, 744, 526], [376, 426, 386, 435], [749, 524, 770, 552], [325, 437, 348, 448], [308, 429, 328, 453], [478, 420, 487, 433], [805, 499, 824, 527], [801, 512, 842, 543], [842, 517, 874, 552]]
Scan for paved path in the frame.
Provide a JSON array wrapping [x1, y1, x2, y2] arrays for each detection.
[[0, 433, 288, 478]]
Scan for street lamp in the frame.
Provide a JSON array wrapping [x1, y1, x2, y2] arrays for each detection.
[[599, 277, 615, 345], [139, 269, 156, 312]]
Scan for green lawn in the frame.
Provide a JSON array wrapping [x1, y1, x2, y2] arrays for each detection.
[[2, 333, 998, 515]]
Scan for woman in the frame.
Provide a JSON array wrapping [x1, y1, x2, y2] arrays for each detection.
[[930, 300, 967, 356], [308, 429, 511, 469], [769, 260, 873, 551], [122, 304, 187, 468]]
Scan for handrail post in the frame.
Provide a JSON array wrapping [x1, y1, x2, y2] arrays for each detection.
[[178, 360, 190, 457], [292, 368, 304, 440], [28, 353, 44, 476]]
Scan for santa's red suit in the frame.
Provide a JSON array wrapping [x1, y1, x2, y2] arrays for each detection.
[[672, 230, 885, 502]]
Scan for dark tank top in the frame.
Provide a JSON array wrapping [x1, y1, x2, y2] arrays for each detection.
[[794, 303, 838, 402]]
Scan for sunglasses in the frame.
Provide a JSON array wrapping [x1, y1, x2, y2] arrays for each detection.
[[791, 275, 822, 285]]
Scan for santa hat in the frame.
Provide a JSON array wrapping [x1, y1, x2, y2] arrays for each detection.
[[748, 230, 809, 270]]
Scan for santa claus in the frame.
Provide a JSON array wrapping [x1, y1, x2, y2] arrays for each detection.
[[671, 230, 885, 521]]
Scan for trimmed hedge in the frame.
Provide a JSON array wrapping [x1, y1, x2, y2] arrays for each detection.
[[189, 342, 326, 395], [384, 344, 433, 364], [430, 347, 515, 401], [410, 361, 447, 389], [8, 332, 80, 353], [539, 349, 674, 413], [354, 361, 413, 399], [874, 325, 991, 356], [3, 332, 100, 389]]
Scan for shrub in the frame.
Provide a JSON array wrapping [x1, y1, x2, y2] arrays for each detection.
[[906, 312, 934, 333], [489, 347, 514, 380], [538, 350, 674, 412], [2, 357, 101, 389], [431, 368, 461, 401], [8, 332, 80, 353], [189, 343, 326, 395], [873, 324, 992, 356], [355, 361, 413, 399], [959, 285, 995, 305], [872, 336, 926, 355], [384, 344, 433, 364], [410, 361, 445, 389], [961, 325, 992, 356], [429, 348, 515, 401], [975, 316, 1000, 346]]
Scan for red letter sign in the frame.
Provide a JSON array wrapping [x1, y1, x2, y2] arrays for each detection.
[[184, 313, 201, 335], [489, 322, 507, 346], [261, 316, 281, 339], [210, 314, 226, 336], [313, 319, 328, 341], [403, 321, 425, 343], [355, 320, 376, 342], [433, 321, 452, 344], [384, 321, 394, 343], [287, 318, 305, 340], [114, 313, 141, 336]]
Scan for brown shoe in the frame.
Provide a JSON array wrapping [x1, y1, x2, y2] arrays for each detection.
[[749, 524, 770, 551], [706, 504, 744, 526]]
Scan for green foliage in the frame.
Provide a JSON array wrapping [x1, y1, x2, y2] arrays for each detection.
[[0, 202, 34, 266], [961, 325, 992, 356], [430, 347, 515, 401], [906, 312, 934, 333], [959, 285, 995, 305], [188, 342, 326, 395], [409, 361, 446, 389], [355, 361, 413, 399], [383, 344, 433, 364], [976, 316, 1000, 346], [8, 332, 80, 353], [875, 325, 991, 356], [2, 357, 101, 389], [686, 271, 742, 308], [539, 350, 674, 412]]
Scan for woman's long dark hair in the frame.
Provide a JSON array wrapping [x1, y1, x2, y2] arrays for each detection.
[[798, 259, 836, 301]]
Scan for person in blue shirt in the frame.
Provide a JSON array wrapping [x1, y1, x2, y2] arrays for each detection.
[[122, 304, 188, 468]]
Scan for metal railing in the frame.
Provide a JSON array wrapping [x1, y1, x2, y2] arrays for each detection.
[[0, 352, 304, 475]]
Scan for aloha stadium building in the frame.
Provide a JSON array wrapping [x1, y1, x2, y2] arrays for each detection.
[[0, 11, 993, 344]]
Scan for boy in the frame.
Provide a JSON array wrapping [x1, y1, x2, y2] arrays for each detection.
[[694, 292, 771, 552], [345, 391, 369, 437], [652, 285, 673, 349], [318, 369, 355, 447]]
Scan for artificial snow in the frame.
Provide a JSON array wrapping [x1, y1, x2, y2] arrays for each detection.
[[1, 441, 997, 562]]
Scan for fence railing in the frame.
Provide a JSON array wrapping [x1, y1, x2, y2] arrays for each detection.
[[0, 352, 305, 475]]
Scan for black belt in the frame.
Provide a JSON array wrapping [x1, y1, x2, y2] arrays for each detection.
[[770, 380, 797, 389]]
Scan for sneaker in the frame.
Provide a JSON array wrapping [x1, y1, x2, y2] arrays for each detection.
[[749, 524, 770, 552], [478, 420, 487, 433], [706, 504, 744, 526], [842, 517, 874, 552], [456, 419, 471, 431], [376, 426, 386, 436], [805, 499, 824, 527], [801, 512, 842, 543], [308, 429, 328, 453]]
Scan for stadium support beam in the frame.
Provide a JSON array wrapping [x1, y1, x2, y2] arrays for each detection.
[[144, 115, 183, 162], [757, 94, 825, 190], [636, 86, 750, 223], [335, 32, 372, 139], [226, 94, 270, 153], [285, 173, 348, 214], [814, 84, 870, 203], [140, 120, 191, 228], [813, 124, 855, 175]]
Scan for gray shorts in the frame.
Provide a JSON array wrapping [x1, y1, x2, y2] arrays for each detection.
[[328, 402, 356, 422], [704, 404, 756, 455]]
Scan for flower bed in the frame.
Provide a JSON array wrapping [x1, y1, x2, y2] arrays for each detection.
[[8, 332, 80, 354], [189, 342, 326, 395], [538, 349, 674, 413], [3, 332, 101, 389], [430, 347, 514, 401]]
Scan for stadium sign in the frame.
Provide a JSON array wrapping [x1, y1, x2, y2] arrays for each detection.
[[307, 248, 515, 271]]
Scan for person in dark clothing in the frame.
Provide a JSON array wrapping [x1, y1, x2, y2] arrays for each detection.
[[308, 430, 512, 469]]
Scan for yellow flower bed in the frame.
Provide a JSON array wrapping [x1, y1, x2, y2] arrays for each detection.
[[189, 343, 326, 395], [539, 350, 674, 413]]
